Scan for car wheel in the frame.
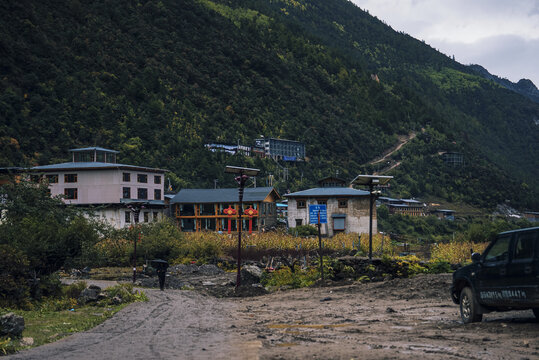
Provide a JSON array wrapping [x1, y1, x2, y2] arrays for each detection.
[[460, 286, 483, 324], [533, 308, 539, 319]]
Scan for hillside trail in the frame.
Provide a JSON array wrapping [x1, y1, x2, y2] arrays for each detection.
[[367, 131, 417, 174], [8, 274, 539, 360]]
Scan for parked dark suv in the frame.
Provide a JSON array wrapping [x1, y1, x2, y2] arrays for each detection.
[[451, 227, 539, 323]]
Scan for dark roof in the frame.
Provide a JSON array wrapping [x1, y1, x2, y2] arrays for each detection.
[[120, 199, 165, 206], [285, 187, 369, 198], [171, 187, 279, 204], [432, 209, 456, 213], [31, 162, 167, 173], [69, 147, 119, 153]]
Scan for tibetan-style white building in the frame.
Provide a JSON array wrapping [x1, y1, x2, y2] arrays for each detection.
[[31, 147, 167, 228]]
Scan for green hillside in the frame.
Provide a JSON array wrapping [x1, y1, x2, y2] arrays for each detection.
[[0, 0, 538, 209]]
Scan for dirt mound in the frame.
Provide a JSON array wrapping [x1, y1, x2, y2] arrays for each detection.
[[365, 273, 453, 300]]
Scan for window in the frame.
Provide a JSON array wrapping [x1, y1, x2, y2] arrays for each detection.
[[297, 200, 306, 209], [137, 174, 147, 183], [338, 199, 348, 208], [144, 212, 149, 223], [153, 212, 159, 222], [154, 175, 161, 184], [46, 174, 58, 183], [64, 188, 78, 199], [317, 199, 327, 205], [295, 219, 303, 226], [65, 174, 77, 183], [484, 235, 511, 262], [123, 187, 131, 199], [30, 175, 42, 183], [514, 232, 536, 260], [180, 204, 195, 216], [137, 188, 148, 199], [200, 203, 214, 215], [123, 173, 131, 182], [154, 189, 162, 200], [125, 211, 131, 224]]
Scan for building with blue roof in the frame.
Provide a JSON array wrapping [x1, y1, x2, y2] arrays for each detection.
[[30, 147, 168, 228], [285, 186, 372, 237]]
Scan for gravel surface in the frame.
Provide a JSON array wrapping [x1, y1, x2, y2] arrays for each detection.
[[8, 273, 539, 359]]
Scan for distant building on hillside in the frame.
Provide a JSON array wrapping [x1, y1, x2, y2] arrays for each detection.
[[30, 147, 167, 228], [523, 211, 539, 223], [378, 197, 426, 217], [441, 152, 464, 166], [431, 209, 456, 221], [254, 137, 305, 161]]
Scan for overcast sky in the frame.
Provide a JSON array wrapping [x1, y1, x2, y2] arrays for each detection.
[[350, 0, 539, 86]]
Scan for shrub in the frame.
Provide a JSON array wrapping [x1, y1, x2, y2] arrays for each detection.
[[62, 281, 88, 300], [0, 244, 31, 308], [289, 225, 318, 237]]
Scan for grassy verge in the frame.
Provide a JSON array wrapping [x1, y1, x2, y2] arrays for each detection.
[[1, 283, 147, 355]]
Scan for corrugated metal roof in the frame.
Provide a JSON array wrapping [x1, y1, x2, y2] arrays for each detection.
[[285, 187, 369, 197], [31, 162, 167, 172], [171, 187, 278, 204], [69, 147, 119, 153]]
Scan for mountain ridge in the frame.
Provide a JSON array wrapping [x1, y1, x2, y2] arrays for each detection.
[[0, 0, 537, 210], [468, 64, 539, 104]]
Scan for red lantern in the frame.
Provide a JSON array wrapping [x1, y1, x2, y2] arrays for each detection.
[[223, 206, 237, 234], [243, 206, 258, 235]]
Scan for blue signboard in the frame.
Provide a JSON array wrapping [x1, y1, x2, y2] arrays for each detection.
[[309, 205, 327, 224]]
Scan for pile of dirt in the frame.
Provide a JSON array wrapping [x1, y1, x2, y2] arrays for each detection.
[[364, 273, 453, 301]]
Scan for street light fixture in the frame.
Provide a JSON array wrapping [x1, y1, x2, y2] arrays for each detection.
[[225, 166, 260, 289], [351, 175, 393, 261]]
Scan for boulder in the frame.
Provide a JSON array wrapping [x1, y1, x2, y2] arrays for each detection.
[[78, 285, 102, 304], [240, 265, 263, 285], [0, 313, 25, 337]]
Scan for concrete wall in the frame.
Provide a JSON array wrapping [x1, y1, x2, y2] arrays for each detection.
[[84, 208, 165, 228], [287, 197, 375, 237]]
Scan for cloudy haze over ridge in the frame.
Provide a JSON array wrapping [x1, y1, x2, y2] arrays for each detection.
[[350, 0, 539, 86]]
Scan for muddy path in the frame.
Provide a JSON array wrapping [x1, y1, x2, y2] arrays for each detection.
[[9, 274, 539, 359]]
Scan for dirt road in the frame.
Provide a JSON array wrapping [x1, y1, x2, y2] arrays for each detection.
[[9, 274, 539, 359]]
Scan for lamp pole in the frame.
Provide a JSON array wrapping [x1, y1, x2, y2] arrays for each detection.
[[235, 173, 248, 288], [128, 202, 146, 283], [225, 166, 260, 289], [350, 175, 393, 262]]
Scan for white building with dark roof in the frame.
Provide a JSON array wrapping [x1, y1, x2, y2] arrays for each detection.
[[31, 147, 167, 228], [285, 187, 372, 237]]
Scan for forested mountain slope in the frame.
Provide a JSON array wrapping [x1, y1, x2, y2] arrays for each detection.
[[0, 0, 538, 209]]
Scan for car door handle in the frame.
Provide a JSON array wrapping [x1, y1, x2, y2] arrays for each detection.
[[524, 266, 532, 274]]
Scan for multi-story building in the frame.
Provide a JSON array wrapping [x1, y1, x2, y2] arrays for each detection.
[[30, 147, 167, 228], [254, 137, 305, 161], [171, 187, 281, 232], [378, 197, 426, 217], [285, 187, 372, 237]]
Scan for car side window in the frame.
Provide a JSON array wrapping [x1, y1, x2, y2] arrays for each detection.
[[484, 235, 511, 262], [513, 232, 536, 261]]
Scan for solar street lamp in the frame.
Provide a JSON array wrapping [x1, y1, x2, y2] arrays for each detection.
[[225, 166, 260, 288], [351, 175, 393, 261]]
